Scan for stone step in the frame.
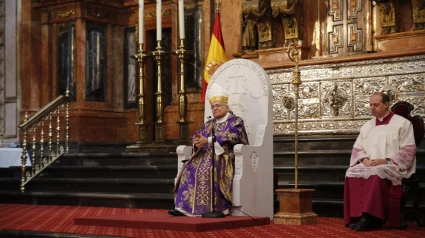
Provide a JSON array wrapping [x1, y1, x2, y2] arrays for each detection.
[[274, 165, 347, 183], [0, 190, 174, 209], [276, 165, 425, 183], [0, 177, 175, 194], [39, 165, 178, 179], [274, 150, 425, 167], [56, 153, 178, 166], [273, 135, 357, 152]]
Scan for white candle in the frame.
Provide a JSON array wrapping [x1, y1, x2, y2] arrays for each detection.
[[156, 0, 162, 41], [178, 0, 185, 39], [138, 0, 144, 44]]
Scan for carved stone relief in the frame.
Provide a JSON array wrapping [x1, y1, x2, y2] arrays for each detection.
[[375, 0, 399, 34], [348, 0, 362, 19], [348, 23, 363, 51], [329, 25, 344, 54], [322, 82, 350, 117], [271, 0, 303, 45], [330, 0, 343, 21], [390, 74, 425, 93], [269, 54, 425, 135], [412, 0, 425, 30], [241, 0, 275, 52], [327, 0, 365, 55]]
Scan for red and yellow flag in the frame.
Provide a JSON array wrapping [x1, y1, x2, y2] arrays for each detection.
[[202, 11, 226, 103]]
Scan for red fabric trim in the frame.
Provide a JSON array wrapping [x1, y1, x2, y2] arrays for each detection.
[[376, 112, 394, 126], [212, 12, 225, 50]]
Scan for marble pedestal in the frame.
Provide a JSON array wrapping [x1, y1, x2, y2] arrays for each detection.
[[274, 189, 317, 225]]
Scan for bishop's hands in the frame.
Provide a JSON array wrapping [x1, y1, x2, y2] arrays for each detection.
[[194, 134, 208, 149], [361, 157, 388, 166]]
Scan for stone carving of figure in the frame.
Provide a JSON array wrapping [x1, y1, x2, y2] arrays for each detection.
[[326, 84, 348, 116], [271, 0, 303, 46], [375, 0, 399, 35], [242, 1, 258, 52], [241, 0, 274, 52], [412, 0, 425, 30]]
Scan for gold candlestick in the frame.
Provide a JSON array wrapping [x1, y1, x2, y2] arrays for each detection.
[[152, 40, 166, 143], [135, 43, 149, 143], [174, 39, 192, 142], [126, 43, 150, 152]]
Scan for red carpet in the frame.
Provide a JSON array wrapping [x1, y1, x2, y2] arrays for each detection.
[[1, 204, 424, 237], [74, 212, 270, 232]]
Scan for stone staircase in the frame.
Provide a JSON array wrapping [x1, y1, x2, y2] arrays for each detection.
[[0, 137, 424, 221], [0, 152, 177, 209]]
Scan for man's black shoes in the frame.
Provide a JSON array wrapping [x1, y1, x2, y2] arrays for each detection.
[[355, 213, 381, 231], [348, 222, 358, 229], [168, 209, 186, 216]]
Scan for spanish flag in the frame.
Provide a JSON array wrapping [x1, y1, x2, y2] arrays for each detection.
[[202, 11, 226, 103]]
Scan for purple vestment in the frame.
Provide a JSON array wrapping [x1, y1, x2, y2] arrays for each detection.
[[173, 111, 249, 215]]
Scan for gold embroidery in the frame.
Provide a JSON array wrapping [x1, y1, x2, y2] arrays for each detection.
[[194, 156, 211, 209]]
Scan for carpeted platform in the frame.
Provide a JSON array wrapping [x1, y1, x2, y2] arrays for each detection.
[[74, 213, 270, 232], [1, 204, 425, 237]]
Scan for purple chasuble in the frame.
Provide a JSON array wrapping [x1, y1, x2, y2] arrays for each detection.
[[173, 111, 249, 215]]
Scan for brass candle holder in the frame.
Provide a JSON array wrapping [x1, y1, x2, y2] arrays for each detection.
[[274, 43, 317, 225], [134, 43, 149, 144], [151, 40, 166, 143], [174, 39, 191, 142], [126, 43, 150, 152]]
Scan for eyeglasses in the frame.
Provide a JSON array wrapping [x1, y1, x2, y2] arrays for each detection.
[[211, 104, 225, 110]]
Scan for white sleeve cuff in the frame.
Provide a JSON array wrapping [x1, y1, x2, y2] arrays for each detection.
[[214, 142, 224, 155]]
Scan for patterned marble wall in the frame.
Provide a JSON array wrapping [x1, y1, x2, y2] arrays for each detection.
[[269, 54, 425, 136]]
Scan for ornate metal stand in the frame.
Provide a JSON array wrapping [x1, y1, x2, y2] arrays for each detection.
[[174, 39, 191, 142], [127, 43, 149, 153], [274, 43, 317, 225], [287, 43, 301, 190], [152, 40, 166, 143]]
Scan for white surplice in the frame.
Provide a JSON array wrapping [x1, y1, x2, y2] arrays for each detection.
[[346, 114, 416, 186]]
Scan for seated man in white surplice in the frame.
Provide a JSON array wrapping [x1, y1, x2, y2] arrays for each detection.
[[344, 92, 416, 231]]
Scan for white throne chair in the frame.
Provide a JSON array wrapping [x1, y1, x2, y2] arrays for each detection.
[[176, 59, 273, 218]]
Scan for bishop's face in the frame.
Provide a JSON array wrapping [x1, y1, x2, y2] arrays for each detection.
[[210, 101, 230, 119], [369, 94, 389, 118]]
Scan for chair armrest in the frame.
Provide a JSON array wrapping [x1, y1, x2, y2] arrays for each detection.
[[176, 145, 193, 173]]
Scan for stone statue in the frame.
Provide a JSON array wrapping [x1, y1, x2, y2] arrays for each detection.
[[375, 0, 399, 35], [271, 0, 303, 46], [412, 0, 425, 30], [242, 0, 258, 52], [241, 0, 275, 52]]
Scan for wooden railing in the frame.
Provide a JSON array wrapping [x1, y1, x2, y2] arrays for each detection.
[[18, 93, 70, 192]]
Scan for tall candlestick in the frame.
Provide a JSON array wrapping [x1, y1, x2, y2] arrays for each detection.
[[138, 0, 144, 44], [178, 0, 185, 39], [156, 0, 162, 41]]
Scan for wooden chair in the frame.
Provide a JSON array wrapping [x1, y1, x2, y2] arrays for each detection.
[[391, 101, 425, 227]]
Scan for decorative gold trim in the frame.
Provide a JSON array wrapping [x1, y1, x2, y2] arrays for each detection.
[[144, 9, 172, 19], [89, 9, 108, 19], [57, 9, 75, 18], [209, 96, 228, 104]]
